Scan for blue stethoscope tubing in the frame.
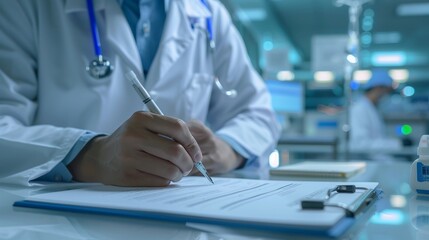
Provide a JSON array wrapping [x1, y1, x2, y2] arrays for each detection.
[[200, 0, 215, 49], [86, 0, 216, 79], [87, 0, 102, 58]]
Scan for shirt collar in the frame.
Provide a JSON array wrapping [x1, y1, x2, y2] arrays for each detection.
[[117, 0, 170, 12], [67, 0, 210, 18]]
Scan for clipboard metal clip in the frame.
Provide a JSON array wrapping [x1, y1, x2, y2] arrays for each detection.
[[301, 185, 375, 217]]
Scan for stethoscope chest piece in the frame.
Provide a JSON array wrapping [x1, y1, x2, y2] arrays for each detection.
[[86, 57, 114, 79]]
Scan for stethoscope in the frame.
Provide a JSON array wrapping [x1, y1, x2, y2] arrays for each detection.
[[86, 0, 236, 97], [86, 0, 113, 79]]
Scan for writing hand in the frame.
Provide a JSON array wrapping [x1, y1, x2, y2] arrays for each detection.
[[187, 120, 244, 175], [68, 112, 202, 187]]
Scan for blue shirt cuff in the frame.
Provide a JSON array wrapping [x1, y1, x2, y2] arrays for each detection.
[[35, 132, 102, 182], [217, 134, 257, 169]]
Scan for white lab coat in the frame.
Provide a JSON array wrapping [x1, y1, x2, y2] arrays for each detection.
[[0, 0, 280, 186], [349, 95, 401, 154]]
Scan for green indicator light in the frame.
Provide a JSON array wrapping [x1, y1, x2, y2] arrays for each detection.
[[401, 124, 412, 135]]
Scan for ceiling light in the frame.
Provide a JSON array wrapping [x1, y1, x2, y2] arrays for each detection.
[[236, 9, 267, 22], [353, 70, 372, 83], [314, 71, 335, 82], [397, 3, 429, 16], [276, 71, 295, 81], [372, 52, 406, 66], [389, 69, 409, 83]]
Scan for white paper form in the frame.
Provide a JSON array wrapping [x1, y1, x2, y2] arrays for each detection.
[[24, 177, 379, 229]]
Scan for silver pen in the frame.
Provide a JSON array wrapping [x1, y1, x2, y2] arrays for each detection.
[[125, 71, 214, 184]]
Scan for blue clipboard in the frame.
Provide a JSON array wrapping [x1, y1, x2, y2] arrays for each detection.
[[13, 190, 378, 239]]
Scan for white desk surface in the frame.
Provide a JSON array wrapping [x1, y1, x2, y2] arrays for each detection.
[[1, 161, 427, 240]]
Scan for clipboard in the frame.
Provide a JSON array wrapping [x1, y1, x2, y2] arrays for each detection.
[[301, 185, 380, 218], [13, 177, 380, 238]]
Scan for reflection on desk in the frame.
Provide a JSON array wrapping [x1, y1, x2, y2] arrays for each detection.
[[277, 135, 338, 160], [348, 146, 418, 162], [277, 142, 417, 163], [0, 161, 426, 240], [410, 195, 429, 239]]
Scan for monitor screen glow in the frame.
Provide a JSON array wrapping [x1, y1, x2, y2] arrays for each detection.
[[266, 80, 304, 115]]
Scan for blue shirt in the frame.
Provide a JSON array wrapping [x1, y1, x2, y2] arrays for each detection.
[[121, 0, 165, 76]]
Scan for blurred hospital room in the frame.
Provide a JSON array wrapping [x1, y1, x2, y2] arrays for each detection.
[[3, 1, 429, 239], [221, 0, 429, 166]]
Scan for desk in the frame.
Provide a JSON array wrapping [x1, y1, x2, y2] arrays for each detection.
[[1, 161, 427, 240]]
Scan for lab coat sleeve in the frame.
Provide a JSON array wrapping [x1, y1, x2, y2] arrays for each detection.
[[0, 1, 86, 186], [35, 132, 102, 182], [207, 1, 281, 169]]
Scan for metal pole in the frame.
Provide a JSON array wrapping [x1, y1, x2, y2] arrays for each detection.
[[335, 0, 370, 160]]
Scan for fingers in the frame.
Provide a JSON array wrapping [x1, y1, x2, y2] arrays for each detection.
[[129, 150, 186, 182], [130, 130, 193, 175], [131, 112, 202, 163], [90, 112, 206, 187], [187, 120, 215, 155]]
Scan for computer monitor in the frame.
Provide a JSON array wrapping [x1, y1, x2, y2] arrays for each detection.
[[265, 80, 304, 116]]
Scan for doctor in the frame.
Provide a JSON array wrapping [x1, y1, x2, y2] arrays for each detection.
[[0, 0, 279, 186], [349, 69, 401, 157]]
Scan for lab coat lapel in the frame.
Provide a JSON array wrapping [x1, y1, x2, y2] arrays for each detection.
[[104, 1, 143, 79], [65, 0, 143, 80], [152, 0, 195, 83]]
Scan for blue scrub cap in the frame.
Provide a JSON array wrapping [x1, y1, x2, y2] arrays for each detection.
[[362, 69, 393, 90]]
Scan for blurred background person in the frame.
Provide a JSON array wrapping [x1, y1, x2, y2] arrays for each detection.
[[349, 69, 402, 161]]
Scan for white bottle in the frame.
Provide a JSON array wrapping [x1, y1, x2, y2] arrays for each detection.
[[410, 135, 429, 195]]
